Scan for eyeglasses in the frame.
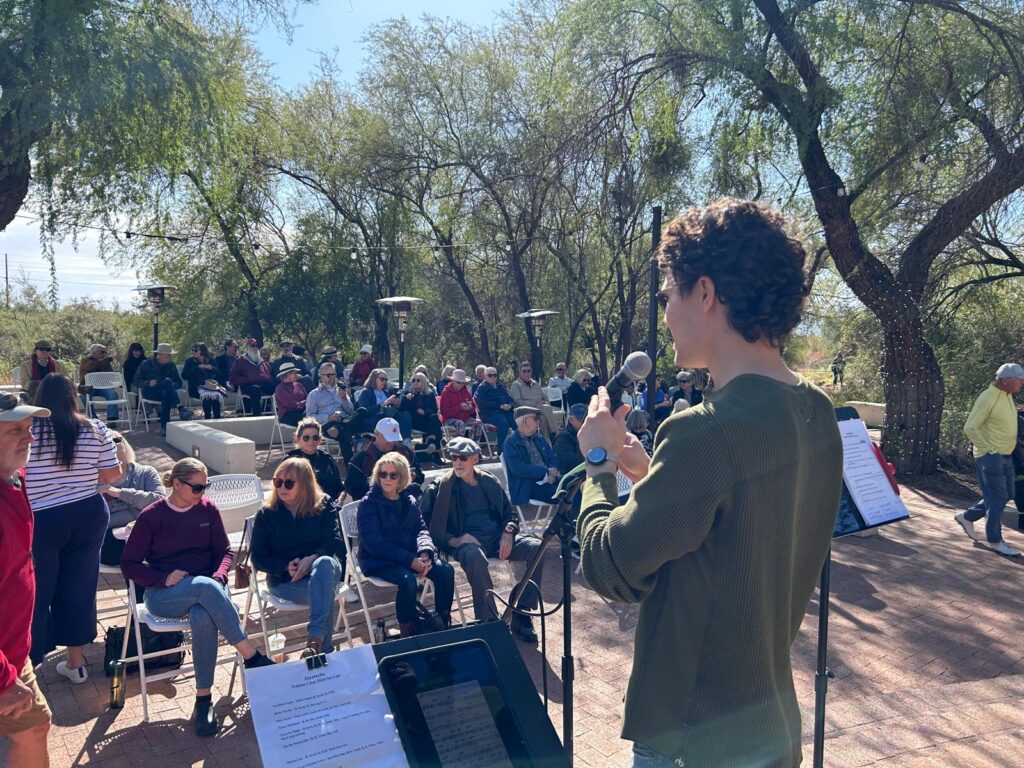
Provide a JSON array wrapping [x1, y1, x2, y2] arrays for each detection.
[[378, 471, 400, 480], [451, 455, 474, 462], [379, 377, 388, 382], [0, 393, 19, 411], [36, 347, 52, 352], [272, 478, 297, 489], [181, 480, 211, 494], [112, 437, 124, 444], [580, 377, 592, 383], [299, 433, 320, 442], [486, 373, 497, 378], [556, 368, 565, 372], [321, 373, 337, 378]]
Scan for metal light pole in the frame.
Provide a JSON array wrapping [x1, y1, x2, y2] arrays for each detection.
[[377, 296, 424, 387], [647, 206, 662, 420], [137, 284, 175, 350], [515, 309, 558, 381]]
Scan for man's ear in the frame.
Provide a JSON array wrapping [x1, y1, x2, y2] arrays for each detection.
[[696, 275, 717, 312]]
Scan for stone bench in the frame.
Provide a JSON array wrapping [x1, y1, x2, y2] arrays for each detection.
[[166, 422, 256, 474], [844, 401, 886, 428], [193, 416, 276, 446]]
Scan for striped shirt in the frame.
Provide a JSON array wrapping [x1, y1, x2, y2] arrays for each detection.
[[25, 419, 119, 511]]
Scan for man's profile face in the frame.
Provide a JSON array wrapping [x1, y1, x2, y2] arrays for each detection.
[[1005, 377, 1024, 394], [0, 418, 34, 473], [452, 453, 478, 479], [227, 343, 238, 355], [662, 274, 708, 369], [92, 348, 107, 360], [375, 431, 397, 450], [517, 415, 540, 438]]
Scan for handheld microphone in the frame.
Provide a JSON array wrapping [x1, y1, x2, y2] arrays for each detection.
[[605, 351, 653, 412]]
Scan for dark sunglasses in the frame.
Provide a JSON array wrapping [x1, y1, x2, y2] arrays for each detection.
[[181, 480, 211, 494], [36, 347, 52, 352], [0, 393, 19, 411], [112, 436, 124, 444], [321, 373, 337, 378], [451, 455, 474, 463], [299, 433, 321, 442], [486, 373, 497, 378], [581, 377, 592, 382], [378, 471, 400, 480], [379, 377, 388, 382], [272, 478, 297, 489]]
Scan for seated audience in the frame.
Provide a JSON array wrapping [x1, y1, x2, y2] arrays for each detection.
[[213, 339, 238, 386], [439, 369, 483, 440], [345, 418, 423, 501], [670, 370, 704, 407], [182, 344, 226, 419], [356, 369, 412, 441], [251, 458, 345, 656], [565, 368, 595, 408], [436, 365, 456, 394], [673, 398, 691, 413], [503, 406, 560, 504], [270, 339, 307, 378], [78, 343, 121, 426], [229, 338, 275, 416], [399, 372, 442, 454], [471, 364, 487, 395], [274, 363, 307, 426], [548, 362, 572, 394], [357, 452, 454, 637], [133, 343, 191, 435], [476, 367, 516, 451], [19, 340, 68, 402], [304, 364, 360, 462], [639, 375, 673, 423], [347, 344, 377, 387], [288, 417, 344, 500], [626, 408, 654, 455], [122, 342, 147, 394], [553, 404, 587, 475], [510, 360, 557, 437], [313, 346, 340, 382], [120, 458, 274, 737], [421, 438, 541, 642], [99, 431, 166, 566]]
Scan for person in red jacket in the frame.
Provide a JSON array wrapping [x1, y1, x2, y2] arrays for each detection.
[[0, 393, 53, 768], [229, 338, 275, 416], [439, 369, 483, 441], [347, 343, 378, 387], [273, 363, 307, 426]]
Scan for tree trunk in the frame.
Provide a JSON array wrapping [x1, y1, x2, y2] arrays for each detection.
[[880, 326, 944, 476], [244, 292, 264, 347], [0, 152, 31, 233]]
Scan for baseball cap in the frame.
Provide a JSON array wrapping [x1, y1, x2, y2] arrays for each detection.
[[0, 393, 50, 422], [996, 363, 1024, 380], [375, 417, 402, 442], [360, 344, 373, 354]]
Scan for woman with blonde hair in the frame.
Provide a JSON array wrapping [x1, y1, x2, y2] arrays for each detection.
[[121, 457, 274, 737], [251, 458, 345, 656], [565, 368, 596, 407], [357, 452, 454, 636]]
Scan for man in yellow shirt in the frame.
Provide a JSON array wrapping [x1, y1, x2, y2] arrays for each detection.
[[955, 363, 1024, 556]]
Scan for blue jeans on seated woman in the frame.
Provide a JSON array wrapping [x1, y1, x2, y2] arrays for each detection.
[[365, 560, 455, 623], [267, 556, 344, 650], [632, 743, 679, 767], [144, 575, 247, 690]]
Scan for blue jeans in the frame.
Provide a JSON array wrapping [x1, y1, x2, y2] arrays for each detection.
[[483, 411, 515, 451], [144, 576, 246, 690], [142, 379, 182, 426], [632, 744, 680, 767], [964, 453, 1015, 543], [89, 388, 120, 421], [365, 560, 455, 624], [267, 556, 343, 650]]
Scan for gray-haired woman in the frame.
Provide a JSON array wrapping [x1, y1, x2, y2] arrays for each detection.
[[98, 431, 165, 566]]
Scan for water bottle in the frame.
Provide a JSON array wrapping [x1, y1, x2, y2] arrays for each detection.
[[375, 619, 387, 644], [109, 660, 125, 709]]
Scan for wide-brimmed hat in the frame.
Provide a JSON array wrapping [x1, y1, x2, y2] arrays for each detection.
[[34, 339, 55, 350], [375, 417, 402, 443], [322, 346, 338, 357], [451, 369, 470, 384], [360, 344, 373, 354], [277, 362, 300, 378], [514, 406, 542, 420], [447, 437, 481, 457], [202, 379, 221, 389], [153, 343, 177, 356], [0, 393, 50, 422]]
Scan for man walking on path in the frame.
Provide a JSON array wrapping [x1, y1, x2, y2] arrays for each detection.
[[955, 363, 1024, 556]]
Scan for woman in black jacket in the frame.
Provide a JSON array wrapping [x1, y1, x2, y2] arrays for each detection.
[[121, 342, 146, 393], [181, 343, 224, 418], [286, 417, 344, 500], [398, 372, 442, 454], [251, 457, 345, 656], [565, 368, 595, 407]]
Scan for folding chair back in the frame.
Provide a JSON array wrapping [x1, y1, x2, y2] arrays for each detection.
[[499, 453, 554, 535], [84, 372, 131, 427], [205, 474, 264, 536]]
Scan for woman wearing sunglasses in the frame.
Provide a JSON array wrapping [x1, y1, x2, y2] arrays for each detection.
[[286, 417, 343, 500], [356, 453, 454, 637], [120, 457, 274, 737], [251, 458, 345, 656]]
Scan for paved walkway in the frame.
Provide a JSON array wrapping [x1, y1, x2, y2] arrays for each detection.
[[4, 427, 1024, 767]]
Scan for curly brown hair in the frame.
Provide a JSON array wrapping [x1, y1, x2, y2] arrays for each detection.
[[656, 198, 810, 346]]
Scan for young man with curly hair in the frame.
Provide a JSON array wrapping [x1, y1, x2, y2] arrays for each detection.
[[577, 198, 843, 768]]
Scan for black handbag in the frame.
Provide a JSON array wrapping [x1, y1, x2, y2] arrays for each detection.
[[103, 622, 185, 676], [414, 601, 447, 634]]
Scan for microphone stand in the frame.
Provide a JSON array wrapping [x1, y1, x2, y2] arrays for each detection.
[[502, 464, 588, 764]]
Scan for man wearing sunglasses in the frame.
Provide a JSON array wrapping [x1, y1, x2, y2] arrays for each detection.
[[18, 340, 68, 403], [0, 393, 53, 766], [304, 364, 361, 462], [421, 437, 543, 643]]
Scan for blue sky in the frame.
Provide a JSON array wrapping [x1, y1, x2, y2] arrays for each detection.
[[0, 0, 511, 307]]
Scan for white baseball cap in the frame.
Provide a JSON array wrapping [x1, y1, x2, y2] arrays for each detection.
[[375, 417, 402, 443], [0, 393, 50, 422], [996, 363, 1024, 380], [360, 344, 373, 354]]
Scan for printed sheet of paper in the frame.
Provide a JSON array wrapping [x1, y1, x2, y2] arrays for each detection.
[[839, 419, 909, 528], [246, 644, 409, 768], [417, 681, 513, 768]]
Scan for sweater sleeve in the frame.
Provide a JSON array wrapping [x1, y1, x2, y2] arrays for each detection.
[[120, 510, 167, 588], [207, 504, 233, 582], [577, 415, 729, 603], [119, 465, 167, 511]]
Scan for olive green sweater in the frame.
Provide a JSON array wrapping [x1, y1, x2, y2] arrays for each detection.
[[578, 375, 842, 767]]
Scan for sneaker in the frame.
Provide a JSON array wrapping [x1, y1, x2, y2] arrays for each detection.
[[56, 660, 88, 685], [984, 540, 1022, 557], [954, 512, 978, 541], [344, 589, 360, 604]]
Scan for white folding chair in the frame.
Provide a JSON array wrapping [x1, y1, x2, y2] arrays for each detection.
[[263, 398, 297, 466], [12, 368, 21, 388], [544, 386, 566, 426], [133, 391, 165, 432], [499, 453, 554, 535], [205, 474, 265, 541], [84, 372, 132, 429]]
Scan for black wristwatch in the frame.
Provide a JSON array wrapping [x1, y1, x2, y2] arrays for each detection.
[[586, 447, 619, 466]]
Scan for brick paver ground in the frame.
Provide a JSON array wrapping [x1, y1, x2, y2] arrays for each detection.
[[3, 427, 1024, 767]]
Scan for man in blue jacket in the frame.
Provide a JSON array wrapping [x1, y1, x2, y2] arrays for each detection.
[[503, 406, 560, 505], [475, 366, 516, 451]]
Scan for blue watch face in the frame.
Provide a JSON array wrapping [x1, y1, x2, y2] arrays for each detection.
[[586, 447, 608, 464]]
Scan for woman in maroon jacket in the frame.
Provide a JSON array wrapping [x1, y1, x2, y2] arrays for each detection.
[[120, 458, 273, 737]]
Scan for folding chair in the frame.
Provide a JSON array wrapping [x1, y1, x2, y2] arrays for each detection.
[[263, 399, 297, 466], [133, 392, 165, 432], [84, 372, 132, 429], [205, 474, 265, 543], [499, 453, 554, 535], [544, 386, 566, 426]]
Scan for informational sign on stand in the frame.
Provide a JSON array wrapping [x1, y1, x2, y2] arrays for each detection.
[[834, 418, 910, 537], [246, 644, 409, 768]]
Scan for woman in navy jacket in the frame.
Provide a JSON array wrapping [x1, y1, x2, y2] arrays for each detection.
[[398, 372, 442, 454], [355, 368, 413, 440], [356, 452, 454, 636]]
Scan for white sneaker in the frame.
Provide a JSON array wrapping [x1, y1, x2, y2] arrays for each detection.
[[344, 589, 359, 604], [954, 512, 978, 541], [984, 540, 1022, 557], [56, 660, 89, 685]]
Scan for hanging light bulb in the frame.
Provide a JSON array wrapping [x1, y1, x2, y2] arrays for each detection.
[[350, 248, 358, 261]]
